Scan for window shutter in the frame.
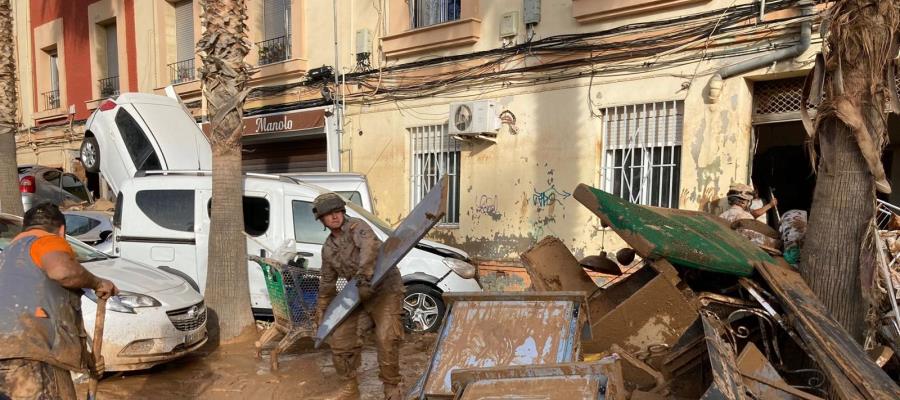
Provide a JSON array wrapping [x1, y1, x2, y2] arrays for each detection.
[[175, 1, 194, 63], [105, 23, 119, 78], [264, 0, 290, 40]]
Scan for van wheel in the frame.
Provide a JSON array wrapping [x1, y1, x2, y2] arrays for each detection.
[[81, 137, 101, 173], [402, 283, 445, 334]]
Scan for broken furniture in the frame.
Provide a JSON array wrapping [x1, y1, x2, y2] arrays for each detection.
[[414, 292, 591, 399], [249, 255, 319, 371]]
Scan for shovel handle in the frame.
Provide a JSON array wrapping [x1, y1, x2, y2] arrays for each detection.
[[87, 298, 107, 400]]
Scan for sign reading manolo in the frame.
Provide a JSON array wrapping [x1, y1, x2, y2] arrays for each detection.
[[201, 109, 327, 137]]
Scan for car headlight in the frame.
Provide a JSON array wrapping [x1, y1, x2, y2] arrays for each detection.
[[83, 290, 161, 314], [442, 258, 476, 279]]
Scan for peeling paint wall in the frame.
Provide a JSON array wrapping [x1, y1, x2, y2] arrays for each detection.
[[350, 1, 819, 262]]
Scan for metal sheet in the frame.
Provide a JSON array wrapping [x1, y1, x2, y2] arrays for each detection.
[[421, 293, 586, 399], [755, 259, 900, 399], [521, 236, 600, 293], [449, 360, 618, 392], [457, 376, 599, 400], [574, 184, 768, 276], [700, 313, 748, 400], [314, 177, 448, 347]]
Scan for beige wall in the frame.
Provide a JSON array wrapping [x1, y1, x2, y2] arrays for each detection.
[[335, 0, 817, 260]]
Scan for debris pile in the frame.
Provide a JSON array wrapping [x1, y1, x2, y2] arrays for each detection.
[[408, 184, 900, 399]]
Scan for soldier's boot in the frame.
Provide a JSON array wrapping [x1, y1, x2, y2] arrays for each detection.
[[383, 383, 402, 400], [335, 377, 361, 400]]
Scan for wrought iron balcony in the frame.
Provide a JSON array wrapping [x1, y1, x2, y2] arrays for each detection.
[[257, 35, 291, 66], [168, 59, 196, 84], [42, 90, 60, 110], [99, 76, 119, 98]]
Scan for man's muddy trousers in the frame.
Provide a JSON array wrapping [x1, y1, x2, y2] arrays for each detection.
[[329, 288, 404, 386]]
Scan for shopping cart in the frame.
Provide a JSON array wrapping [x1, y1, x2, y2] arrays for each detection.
[[249, 254, 321, 370]]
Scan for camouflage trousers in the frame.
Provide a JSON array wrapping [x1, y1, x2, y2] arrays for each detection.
[[329, 288, 405, 386], [0, 359, 76, 400]]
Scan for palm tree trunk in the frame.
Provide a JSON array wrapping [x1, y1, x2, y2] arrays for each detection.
[[198, 0, 255, 343], [801, 0, 900, 344], [0, 0, 22, 216]]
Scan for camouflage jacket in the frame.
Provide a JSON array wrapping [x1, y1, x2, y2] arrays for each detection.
[[318, 217, 403, 310]]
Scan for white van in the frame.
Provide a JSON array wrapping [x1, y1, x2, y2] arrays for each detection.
[[283, 172, 373, 212], [111, 171, 481, 332]]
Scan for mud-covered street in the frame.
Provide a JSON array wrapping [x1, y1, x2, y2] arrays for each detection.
[[76, 333, 435, 400]]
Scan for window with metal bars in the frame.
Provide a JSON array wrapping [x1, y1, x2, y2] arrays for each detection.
[[409, 124, 461, 225], [600, 101, 683, 208], [411, 0, 461, 28]]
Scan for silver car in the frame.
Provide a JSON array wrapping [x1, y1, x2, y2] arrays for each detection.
[[19, 165, 92, 211], [63, 210, 114, 253]]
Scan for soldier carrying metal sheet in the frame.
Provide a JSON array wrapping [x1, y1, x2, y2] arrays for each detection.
[[313, 193, 405, 400]]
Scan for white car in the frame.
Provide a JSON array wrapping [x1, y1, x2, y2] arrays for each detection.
[[111, 172, 481, 333], [0, 214, 207, 372], [80, 92, 212, 195], [63, 210, 114, 254]]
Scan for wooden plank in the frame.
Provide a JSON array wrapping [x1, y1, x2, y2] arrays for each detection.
[[755, 260, 900, 399], [520, 236, 600, 293], [314, 176, 448, 347]]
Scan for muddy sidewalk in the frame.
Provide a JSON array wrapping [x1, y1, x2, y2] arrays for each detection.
[[76, 333, 435, 400]]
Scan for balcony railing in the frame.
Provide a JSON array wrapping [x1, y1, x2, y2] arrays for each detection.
[[257, 35, 291, 66], [168, 59, 196, 84], [99, 76, 120, 98], [42, 90, 60, 110]]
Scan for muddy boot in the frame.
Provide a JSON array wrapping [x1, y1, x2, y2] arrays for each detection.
[[335, 377, 361, 400], [383, 383, 402, 400]]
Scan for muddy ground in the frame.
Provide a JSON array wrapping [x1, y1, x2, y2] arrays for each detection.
[[76, 332, 436, 399]]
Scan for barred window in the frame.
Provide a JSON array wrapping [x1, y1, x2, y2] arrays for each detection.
[[411, 0, 461, 28], [600, 101, 683, 208], [409, 124, 460, 225]]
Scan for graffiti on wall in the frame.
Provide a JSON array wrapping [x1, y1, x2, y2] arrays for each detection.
[[474, 194, 502, 220], [532, 186, 571, 208]]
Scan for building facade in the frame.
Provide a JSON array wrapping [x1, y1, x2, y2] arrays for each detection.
[[16, 0, 897, 268]]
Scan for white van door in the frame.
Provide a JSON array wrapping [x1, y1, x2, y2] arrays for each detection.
[[285, 197, 328, 271], [115, 189, 200, 288], [196, 190, 275, 309]]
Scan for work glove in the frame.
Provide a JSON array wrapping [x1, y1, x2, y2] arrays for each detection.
[[357, 282, 374, 302]]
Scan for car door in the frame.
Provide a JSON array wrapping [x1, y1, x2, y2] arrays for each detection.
[[39, 170, 63, 205], [115, 188, 199, 288], [198, 189, 277, 308], [61, 173, 91, 204], [104, 107, 163, 193], [287, 197, 329, 273]]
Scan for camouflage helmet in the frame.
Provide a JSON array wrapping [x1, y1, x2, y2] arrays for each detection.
[[312, 192, 346, 219], [727, 183, 754, 202]]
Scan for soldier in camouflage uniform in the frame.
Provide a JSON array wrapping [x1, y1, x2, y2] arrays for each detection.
[[313, 193, 405, 400]]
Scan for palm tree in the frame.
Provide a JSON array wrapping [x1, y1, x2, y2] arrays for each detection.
[[0, 0, 22, 216], [197, 0, 255, 343], [801, 0, 900, 344]]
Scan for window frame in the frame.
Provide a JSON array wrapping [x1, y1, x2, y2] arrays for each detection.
[[599, 100, 683, 209], [409, 124, 461, 226], [410, 0, 462, 29], [291, 199, 330, 245]]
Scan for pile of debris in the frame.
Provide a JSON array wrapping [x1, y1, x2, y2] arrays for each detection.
[[406, 184, 900, 399]]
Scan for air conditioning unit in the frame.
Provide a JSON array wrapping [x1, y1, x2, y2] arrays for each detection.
[[448, 101, 500, 140]]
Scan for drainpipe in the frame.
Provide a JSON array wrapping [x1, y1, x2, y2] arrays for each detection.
[[707, 1, 813, 103]]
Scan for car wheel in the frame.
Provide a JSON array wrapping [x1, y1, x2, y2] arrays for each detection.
[[80, 137, 101, 173], [402, 283, 445, 334]]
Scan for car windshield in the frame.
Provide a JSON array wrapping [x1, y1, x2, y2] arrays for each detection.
[[345, 202, 394, 235], [0, 215, 109, 263]]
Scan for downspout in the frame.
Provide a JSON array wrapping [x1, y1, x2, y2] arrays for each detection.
[[707, 1, 813, 103]]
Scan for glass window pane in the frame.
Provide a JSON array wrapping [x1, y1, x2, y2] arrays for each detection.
[[336, 191, 363, 207], [136, 190, 195, 232], [115, 109, 161, 171], [292, 200, 329, 244], [65, 215, 96, 236], [43, 170, 61, 186], [243, 196, 270, 237]]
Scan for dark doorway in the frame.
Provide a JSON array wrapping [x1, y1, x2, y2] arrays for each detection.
[[751, 121, 815, 220]]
